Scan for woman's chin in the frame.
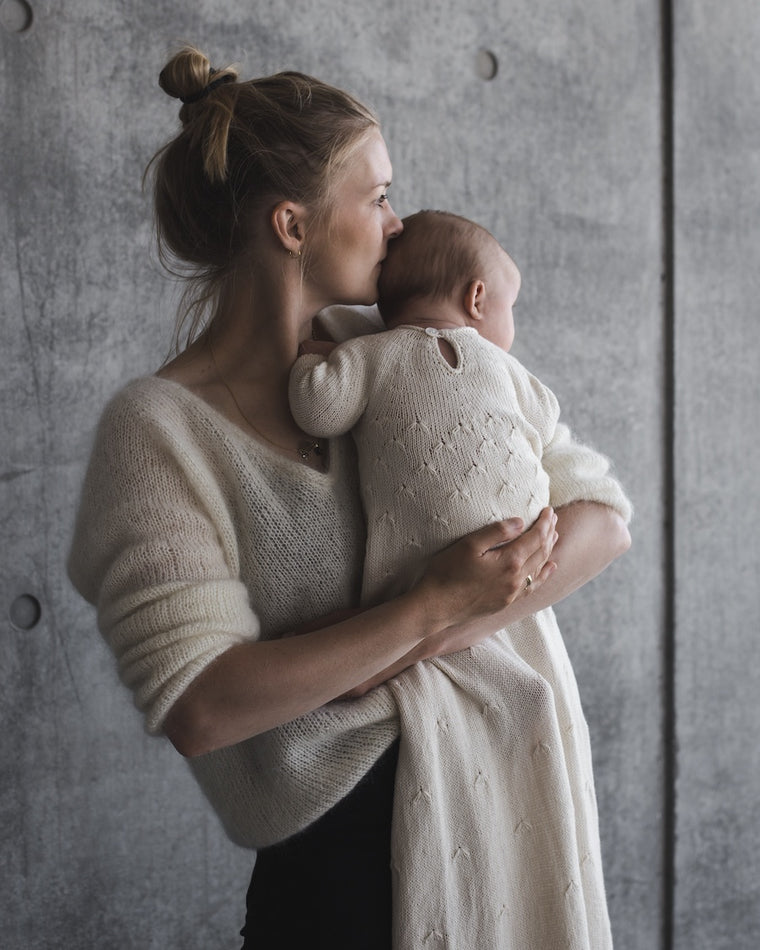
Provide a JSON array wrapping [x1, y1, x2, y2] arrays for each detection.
[[346, 288, 379, 307]]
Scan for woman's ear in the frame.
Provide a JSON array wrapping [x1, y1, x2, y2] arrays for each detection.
[[271, 200, 308, 256], [463, 279, 486, 321]]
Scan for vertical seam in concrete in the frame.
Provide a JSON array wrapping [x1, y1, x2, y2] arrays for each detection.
[[661, 0, 676, 948]]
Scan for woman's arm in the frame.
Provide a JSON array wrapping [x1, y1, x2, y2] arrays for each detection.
[[163, 509, 558, 756], [501, 499, 630, 616], [341, 501, 630, 697]]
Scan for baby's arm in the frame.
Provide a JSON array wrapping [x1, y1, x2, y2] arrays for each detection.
[[288, 337, 374, 438]]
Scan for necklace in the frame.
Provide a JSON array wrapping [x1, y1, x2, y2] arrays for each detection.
[[207, 338, 324, 462]]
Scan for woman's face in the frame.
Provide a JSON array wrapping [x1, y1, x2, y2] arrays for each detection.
[[306, 129, 403, 308]]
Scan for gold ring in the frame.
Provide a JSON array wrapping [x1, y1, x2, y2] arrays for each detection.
[[525, 574, 533, 590]]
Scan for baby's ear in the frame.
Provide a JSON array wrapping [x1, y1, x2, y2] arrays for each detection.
[[463, 279, 486, 321]]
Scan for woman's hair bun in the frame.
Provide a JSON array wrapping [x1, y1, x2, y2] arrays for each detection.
[[158, 45, 238, 104]]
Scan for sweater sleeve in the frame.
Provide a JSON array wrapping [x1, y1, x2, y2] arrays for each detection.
[[288, 340, 374, 437], [67, 384, 260, 734], [543, 422, 633, 522], [507, 355, 633, 523]]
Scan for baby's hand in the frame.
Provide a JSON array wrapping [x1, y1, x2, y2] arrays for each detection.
[[298, 339, 336, 357]]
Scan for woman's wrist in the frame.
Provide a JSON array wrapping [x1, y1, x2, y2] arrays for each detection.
[[391, 581, 457, 642]]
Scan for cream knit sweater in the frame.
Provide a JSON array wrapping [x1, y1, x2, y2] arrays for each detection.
[[70, 332, 630, 947]]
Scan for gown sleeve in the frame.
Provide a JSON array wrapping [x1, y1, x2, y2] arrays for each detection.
[[289, 339, 375, 438]]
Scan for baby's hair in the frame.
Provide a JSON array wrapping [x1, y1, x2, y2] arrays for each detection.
[[377, 210, 499, 324], [148, 44, 379, 349]]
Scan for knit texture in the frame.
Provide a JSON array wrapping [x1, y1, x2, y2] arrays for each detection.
[[290, 325, 631, 607], [69, 338, 631, 948], [68, 377, 399, 846], [290, 324, 632, 948]]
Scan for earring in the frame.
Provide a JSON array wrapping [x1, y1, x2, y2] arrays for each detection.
[[288, 248, 302, 259]]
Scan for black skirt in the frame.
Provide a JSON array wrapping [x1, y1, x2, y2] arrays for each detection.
[[240, 739, 399, 949]]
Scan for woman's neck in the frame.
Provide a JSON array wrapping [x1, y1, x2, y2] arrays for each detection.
[[156, 264, 328, 469], [214, 265, 312, 371]]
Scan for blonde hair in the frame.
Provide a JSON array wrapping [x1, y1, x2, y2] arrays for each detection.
[[377, 210, 499, 324], [148, 45, 379, 348]]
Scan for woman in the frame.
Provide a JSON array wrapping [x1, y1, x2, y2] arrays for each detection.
[[68, 46, 630, 949]]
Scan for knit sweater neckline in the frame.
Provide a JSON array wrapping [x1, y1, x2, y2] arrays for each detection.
[[148, 373, 337, 481]]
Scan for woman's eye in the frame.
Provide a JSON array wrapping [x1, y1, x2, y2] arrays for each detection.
[[377, 192, 389, 205]]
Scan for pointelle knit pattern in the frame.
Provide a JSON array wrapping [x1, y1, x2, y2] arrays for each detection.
[[289, 324, 632, 948], [69, 326, 630, 948]]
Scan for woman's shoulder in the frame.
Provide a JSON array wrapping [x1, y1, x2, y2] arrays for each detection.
[[107, 372, 197, 403], [101, 374, 217, 429], [87, 376, 237, 477]]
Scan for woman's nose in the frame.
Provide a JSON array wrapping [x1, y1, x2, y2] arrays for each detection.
[[386, 203, 403, 238]]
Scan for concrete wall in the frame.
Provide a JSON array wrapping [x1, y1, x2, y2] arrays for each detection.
[[0, 1, 756, 947], [673, 2, 760, 947]]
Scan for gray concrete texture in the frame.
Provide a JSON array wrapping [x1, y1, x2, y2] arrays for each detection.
[[0, 0, 756, 947]]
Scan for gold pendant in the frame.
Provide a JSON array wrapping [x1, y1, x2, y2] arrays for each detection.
[[298, 439, 323, 460]]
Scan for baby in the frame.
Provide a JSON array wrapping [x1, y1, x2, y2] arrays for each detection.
[[290, 210, 630, 942], [289, 209, 628, 606]]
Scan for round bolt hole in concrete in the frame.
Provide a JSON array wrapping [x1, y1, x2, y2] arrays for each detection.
[[9, 594, 42, 630], [475, 49, 498, 81], [1, 0, 34, 33]]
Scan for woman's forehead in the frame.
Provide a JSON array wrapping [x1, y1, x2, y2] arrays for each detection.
[[342, 129, 393, 190]]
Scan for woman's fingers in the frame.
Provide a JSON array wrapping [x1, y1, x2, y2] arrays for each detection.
[[486, 508, 554, 557], [468, 517, 524, 552], [486, 507, 557, 601], [423, 507, 560, 622], [522, 555, 558, 594], [515, 508, 559, 595]]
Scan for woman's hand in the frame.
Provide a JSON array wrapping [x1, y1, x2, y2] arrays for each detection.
[[342, 508, 558, 697], [415, 507, 558, 628], [164, 504, 624, 753], [343, 502, 630, 698]]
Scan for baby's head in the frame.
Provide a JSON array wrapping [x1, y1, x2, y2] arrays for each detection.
[[377, 210, 520, 351]]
